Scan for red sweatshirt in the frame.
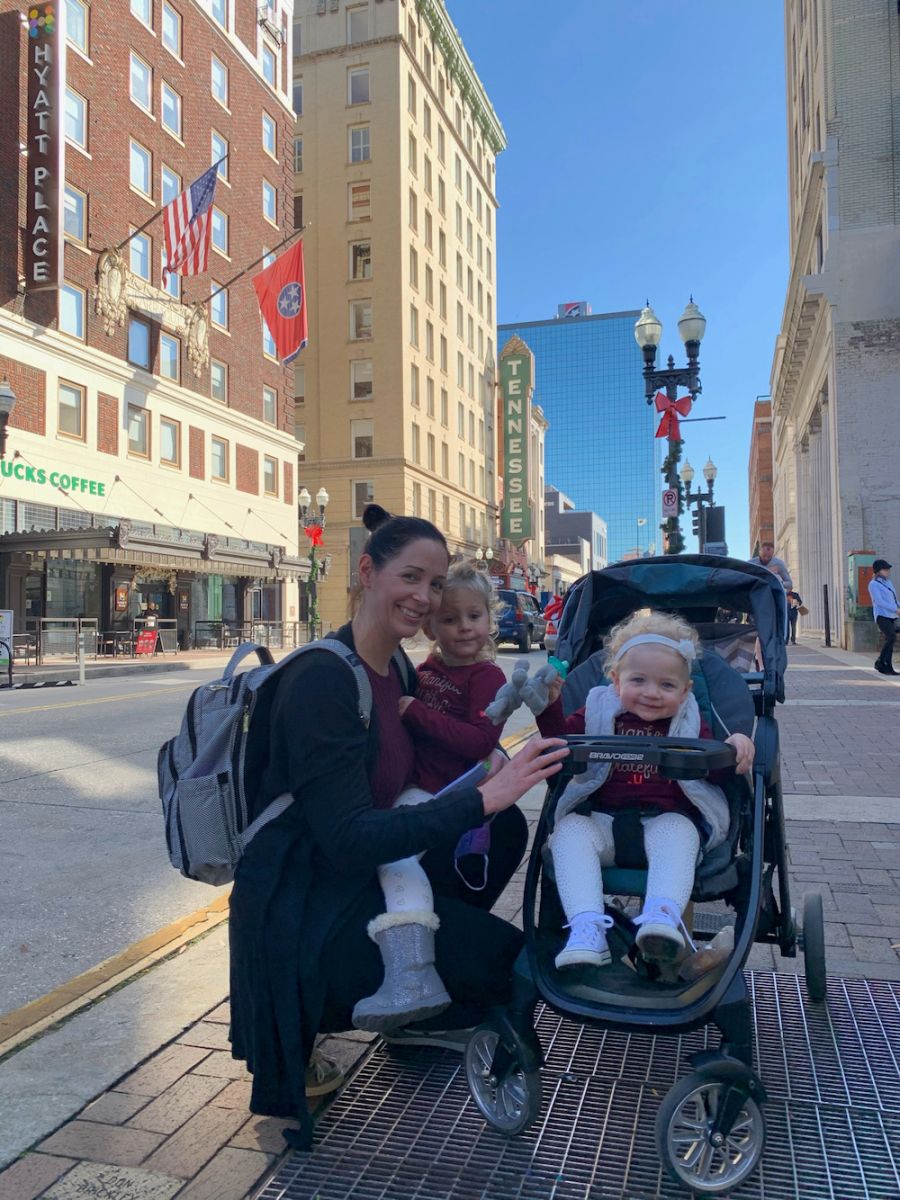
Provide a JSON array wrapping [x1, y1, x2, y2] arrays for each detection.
[[403, 655, 506, 795]]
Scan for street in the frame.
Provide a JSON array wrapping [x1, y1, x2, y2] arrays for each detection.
[[0, 648, 541, 1015]]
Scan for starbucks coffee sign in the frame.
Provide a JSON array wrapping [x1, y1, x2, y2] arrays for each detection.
[[0, 458, 107, 496]]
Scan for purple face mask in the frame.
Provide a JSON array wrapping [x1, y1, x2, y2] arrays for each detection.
[[453, 820, 492, 890]]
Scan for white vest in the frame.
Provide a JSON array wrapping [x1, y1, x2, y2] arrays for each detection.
[[555, 685, 731, 849]]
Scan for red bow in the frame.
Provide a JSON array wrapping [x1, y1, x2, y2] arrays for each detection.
[[304, 524, 324, 547], [654, 392, 692, 440]]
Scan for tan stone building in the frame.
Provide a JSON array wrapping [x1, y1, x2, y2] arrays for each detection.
[[748, 397, 774, 555], [770, 0, 900, 645], [291, 0, 504, 629]]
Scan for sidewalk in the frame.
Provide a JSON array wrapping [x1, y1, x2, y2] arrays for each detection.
[[1, 638, 899, 1199]]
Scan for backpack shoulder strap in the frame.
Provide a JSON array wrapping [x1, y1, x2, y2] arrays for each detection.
[[392, 647, 415, 695], [302, 637, 374, 728]]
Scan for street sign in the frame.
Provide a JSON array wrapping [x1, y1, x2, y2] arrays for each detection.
[[661, 489, 679, 517], [703, 541, 728, 556]]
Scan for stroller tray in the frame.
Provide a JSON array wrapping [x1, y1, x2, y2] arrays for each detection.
[[260, 971, 900, 1200]]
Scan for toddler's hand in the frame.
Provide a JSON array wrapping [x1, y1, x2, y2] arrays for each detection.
[[545, 674, 564, 706], [398, 696, 414, 717], [725, 733, 754, 775]]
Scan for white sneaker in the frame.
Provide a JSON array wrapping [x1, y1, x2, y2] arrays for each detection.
[[555, 911, 615, 969], [634, 897, 694, 965]]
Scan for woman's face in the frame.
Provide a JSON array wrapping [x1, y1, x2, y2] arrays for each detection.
[[358, 538, 449, 641]]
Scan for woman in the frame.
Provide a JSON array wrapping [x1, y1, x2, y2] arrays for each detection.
[[229, 506, 566, 1147]]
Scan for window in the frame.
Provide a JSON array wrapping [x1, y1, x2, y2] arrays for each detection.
[[408, 132, 417, 175], [210, 285, 228, 330], [409, 246, 418, 289], [348, 68, 370, 105], [350, 240, 372, 280], [210, 359, 227, 402], [129, 231, 151, 280], [353, 480, 374, 519], [425, 265, 433, 306], [160, 332, 180, 381], [296, 425, 305, 462], [440, 388, 448, 426], [58, 382, 84, 439], [408, 189, 417, 231], [351, 418, 373, 458], [211, 207, 228, 254], [426, 376, 435, 417], [439, 281, 446, 319], [127, 404, 150, 457], [423, 102, 431, 141], [59, 284, 85, 340], [65, 88, 87, 148], [262, 319, 277, 360], [438, 176, 445, 215], [427, 432, 435, 471], [411, 422, 420, 463], [440, 335, 447, 371], [350, 299, 372, 340], [262, 180, 277, 224], [425, 321, 434, 361], [211, 56, 229, 106], [130, 53, 152, 111], [437, 125, 445, 162], [410, 363, 419, 407], [131, 0, 151, 25], [293, 80, 303, 115], [162, 2, 181, 55], [293, 136, 303, 172], [130, 140, 152, 196], [409, 303, 419, 347], [424, 156, 432, 196], [161, 165, 181, 205], [210, 0, 226, 27], [349, 181, 371, 220], [128, 317, 151, 369], [458, 452, 464, 485], [263, 455, 278, 495], [66, 0, 88, 52], [261, 41, 277, 87], [211, 131, 229, 180], [263, 386, 277, 424], [161, 248, 180, 299], [457, 402, 465, 438], [211, 436, 229, 481], [408, 75, 416, 115], [350, 126, 371, 162], [468, 410, 475, 446], [160, 418, 181, 465], [438, 230, 446, 267], [441, 441, 449, 476], [347, 5, 367, 43], [161, 83, 181, 137], [351, 358, 373, 400], [63, 185, 86, 244], [262, 112, 276, 157]]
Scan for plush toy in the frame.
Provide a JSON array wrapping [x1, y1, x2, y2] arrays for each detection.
[[484, 659, 569, 725], [484, 659, 531, 725], [519, 661, 564, 717]]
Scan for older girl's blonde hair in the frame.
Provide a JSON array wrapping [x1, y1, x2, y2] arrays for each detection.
[[602, 609, 701, 679], [428, 559, 501, 661]]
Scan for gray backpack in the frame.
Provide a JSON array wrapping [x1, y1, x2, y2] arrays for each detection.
[[157, 638, 410, 885]]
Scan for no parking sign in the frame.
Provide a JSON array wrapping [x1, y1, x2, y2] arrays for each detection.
[[661, 488, 679, 517]]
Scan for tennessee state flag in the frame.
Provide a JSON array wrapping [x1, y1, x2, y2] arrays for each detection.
[[252, 239, 309, 365]]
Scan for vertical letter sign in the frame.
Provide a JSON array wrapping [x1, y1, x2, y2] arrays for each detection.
[[500, 338, 534, 541], [26, 2, 65, 292]]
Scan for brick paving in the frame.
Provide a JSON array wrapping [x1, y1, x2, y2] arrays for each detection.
[[2, 638, 900, 1198]]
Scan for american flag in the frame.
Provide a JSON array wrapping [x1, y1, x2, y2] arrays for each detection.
[[162, 163, 219, 283]]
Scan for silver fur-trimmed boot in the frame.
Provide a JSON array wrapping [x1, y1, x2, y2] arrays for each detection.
[[351, 911, 452, 1034]]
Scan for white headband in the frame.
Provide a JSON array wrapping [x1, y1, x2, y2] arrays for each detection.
[[612, 633, 696, 666]]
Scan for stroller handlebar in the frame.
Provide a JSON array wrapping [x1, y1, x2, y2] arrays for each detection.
[[562, 734, 736, 781]]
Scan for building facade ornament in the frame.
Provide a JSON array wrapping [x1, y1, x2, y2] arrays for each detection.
[[186, 304, 211, 377], [93, 249, 128, 336]]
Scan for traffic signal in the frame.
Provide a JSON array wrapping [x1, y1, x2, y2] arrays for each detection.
[[692, 509, 702, 538], [704, 506, 726, 544]]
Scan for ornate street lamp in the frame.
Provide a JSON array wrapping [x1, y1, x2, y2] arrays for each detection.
[[634, 299, 707, 554], [474, 546, 494, 571], [0, 378, 17, 460], [680, 456, 717, 550], [299, 485, 329, 640]]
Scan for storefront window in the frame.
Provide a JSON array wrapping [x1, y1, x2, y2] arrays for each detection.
[[45, 561, 101, 619]]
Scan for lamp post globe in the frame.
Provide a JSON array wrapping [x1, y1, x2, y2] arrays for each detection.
[[315, 486, 329, 511], [298, 487, 311, 514], [679, 459, 695, 486], [703, 457, 717, 484], [677, 299, 707, 346], [634, 304, 663, 350]]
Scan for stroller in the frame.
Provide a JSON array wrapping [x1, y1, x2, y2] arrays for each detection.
[[464, 556, 826, 1196]]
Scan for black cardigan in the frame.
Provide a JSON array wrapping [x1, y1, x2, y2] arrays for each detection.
[[229, 623, 485, 1139]]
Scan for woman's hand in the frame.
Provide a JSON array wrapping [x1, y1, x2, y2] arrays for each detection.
[[398, 696, 414, 717], [725, 732, 755, 776], [478, 736, 568, 816]]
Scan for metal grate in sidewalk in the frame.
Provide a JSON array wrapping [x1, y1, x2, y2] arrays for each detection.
[[256, 972, 900, 1200]]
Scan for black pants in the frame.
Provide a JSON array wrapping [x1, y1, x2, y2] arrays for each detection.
[[319, 805, 528, 1033], [876, 616, 896, 668], [787, 608, 798, 643]]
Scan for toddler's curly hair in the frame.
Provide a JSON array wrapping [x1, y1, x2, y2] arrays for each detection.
[[602, 609, 701, 678]]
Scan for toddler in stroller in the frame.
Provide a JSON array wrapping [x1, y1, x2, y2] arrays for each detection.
[[534, 610, 754, 972]]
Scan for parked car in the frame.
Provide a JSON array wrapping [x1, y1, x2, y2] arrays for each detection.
[[495, 589, 547, 653]]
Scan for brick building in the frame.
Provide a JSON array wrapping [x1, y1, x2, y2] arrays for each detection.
[[0, 0, 305, 650], [748, 397, 774, 555], [769, 0, 900, 645]]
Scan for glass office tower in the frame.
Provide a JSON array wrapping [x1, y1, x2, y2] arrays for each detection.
[[498, 310, 663, 564]]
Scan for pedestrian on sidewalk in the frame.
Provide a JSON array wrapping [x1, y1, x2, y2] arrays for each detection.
[[229, 505, 567, 1149], [749, 542, 793, 590], [867, 559, 899, 675], [786, 590, 804, 645]]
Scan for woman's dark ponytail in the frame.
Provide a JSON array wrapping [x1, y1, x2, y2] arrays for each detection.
[[360, 504, 447, 569]]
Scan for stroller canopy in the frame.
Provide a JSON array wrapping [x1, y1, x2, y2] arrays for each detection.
[[555, 555, 789, 704]]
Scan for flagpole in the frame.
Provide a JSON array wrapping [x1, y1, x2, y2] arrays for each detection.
[[208, 224, 308, 304], [114, 156, 230, 253]]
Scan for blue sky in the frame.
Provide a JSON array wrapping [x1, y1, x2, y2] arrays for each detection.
[[449, 0, 787, 557]]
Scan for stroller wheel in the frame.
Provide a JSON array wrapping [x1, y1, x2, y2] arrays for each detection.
[[656, 1071, 765, 1195], [801, 892, 827, 1003], [464, 1024, 542, 1136]]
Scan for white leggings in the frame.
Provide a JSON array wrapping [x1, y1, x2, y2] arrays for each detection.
[[550, 810, 701, 920], [377, 786, 435, 914]]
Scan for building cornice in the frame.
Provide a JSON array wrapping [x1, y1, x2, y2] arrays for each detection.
[[414, 0, 506, 154]]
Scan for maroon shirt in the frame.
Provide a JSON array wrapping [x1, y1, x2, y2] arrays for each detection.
[[538, 699, 720, 821], [363, 660, 416, 810], [403, 655, 506, 795]]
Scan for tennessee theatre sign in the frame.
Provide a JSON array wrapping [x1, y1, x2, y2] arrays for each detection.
[[25, 3, 65, 291], [499, 341, 534, 541]]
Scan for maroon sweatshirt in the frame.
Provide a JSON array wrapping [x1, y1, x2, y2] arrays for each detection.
[[403, 655, 506, 795]]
